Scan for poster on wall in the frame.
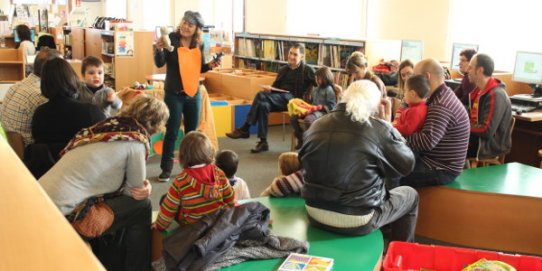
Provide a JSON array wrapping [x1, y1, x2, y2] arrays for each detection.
[[115, 30, 134, 57]]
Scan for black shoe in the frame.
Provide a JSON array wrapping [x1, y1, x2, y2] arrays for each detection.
[[158, 170, 171, 182], [251, 141, 269, 153], [226, 128, 249, 139]]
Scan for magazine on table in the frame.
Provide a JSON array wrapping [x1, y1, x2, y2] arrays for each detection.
[[278, 253, 334, 271]]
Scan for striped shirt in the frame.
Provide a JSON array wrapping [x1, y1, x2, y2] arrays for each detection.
[[260, 170, 304, 197], [0, 74, 46, 146], [407, 83, 469, 175], [155, 164, 235, 231]]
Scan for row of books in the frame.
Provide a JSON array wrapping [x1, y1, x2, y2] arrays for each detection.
[[236, 38, 364, 69], [235, 58, 352, 89]]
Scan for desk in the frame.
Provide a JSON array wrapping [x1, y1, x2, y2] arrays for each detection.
[[507, 112, 542, 167], [0, 138, 104, 270], [416, 163, 542, 255], [223, 197, 383, 271]]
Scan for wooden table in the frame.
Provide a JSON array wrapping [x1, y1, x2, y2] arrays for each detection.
[[507, 111, 542, 167], [416, 163, 542, 255], [0, 139, 105, 270], [222, 197, 384, 271]]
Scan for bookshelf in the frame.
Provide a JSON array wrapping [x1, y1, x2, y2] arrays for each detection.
[[0, 48, 25, 83], [233, 33, 366, 89]]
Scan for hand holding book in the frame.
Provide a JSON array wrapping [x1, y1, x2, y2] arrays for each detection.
[[260, 85, 289, 93]]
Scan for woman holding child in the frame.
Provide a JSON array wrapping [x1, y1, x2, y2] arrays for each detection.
[[40, 95, 169, 271], [299, 80, 419, 242]]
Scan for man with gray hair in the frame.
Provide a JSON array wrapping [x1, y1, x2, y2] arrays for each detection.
[[299, 80, 419, 242], [1, 48, 61, 146], [400, 58, 470, 187]]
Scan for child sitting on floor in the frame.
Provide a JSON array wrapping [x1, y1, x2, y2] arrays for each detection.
[[153, 131, 235, 232], [260, 152, 304, 197], [79, 56, 123, 117], [215, 149, 251, 201], [393, 74, 429, 136]]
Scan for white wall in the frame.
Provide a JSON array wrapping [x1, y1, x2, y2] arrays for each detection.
[[80, 1, 104, 27], [366, 0, 451, 63], [245, 0, 287, 35]]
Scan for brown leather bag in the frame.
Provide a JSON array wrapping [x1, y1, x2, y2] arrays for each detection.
[[71, 197, 114, 238]]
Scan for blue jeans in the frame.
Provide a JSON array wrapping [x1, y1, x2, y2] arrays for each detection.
[[245, 91, 293, 139], [400, 155, 458, 187], [161, 90, 201, 171]]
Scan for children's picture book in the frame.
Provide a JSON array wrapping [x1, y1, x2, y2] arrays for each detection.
[[278, 253, 334, 271]]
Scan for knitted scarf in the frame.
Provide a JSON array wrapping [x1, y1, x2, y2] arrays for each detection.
[[60, 116, 150, 159]]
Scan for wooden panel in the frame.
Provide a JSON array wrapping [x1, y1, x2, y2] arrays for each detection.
[[0, 48, 25, 82], [0, 139, 105, 270], [84, 28, 102, 58], [507, 118, 542, 167], [71, 27, 85, 60], [114, 31, 156, 90]]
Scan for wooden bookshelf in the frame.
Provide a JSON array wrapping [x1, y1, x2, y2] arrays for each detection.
[[0, 48, 25, 83], [233, 33, 366, 89]]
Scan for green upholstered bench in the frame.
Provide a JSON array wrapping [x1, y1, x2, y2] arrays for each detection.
[[416, 162, 542, 255], [153, 197, 384, 271]]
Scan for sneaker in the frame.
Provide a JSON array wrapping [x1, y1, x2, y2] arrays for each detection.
[[158, 170, 171, 182], [251, 141, 269, 153], [226, 128, 249, 139]]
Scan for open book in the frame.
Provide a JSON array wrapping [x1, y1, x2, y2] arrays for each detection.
[[278, 253, 334, 271], [260, 84, 289, 93]]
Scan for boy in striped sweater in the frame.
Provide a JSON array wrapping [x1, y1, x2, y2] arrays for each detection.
[[153, 131, 235, 231], [260, 152, 304, 197]]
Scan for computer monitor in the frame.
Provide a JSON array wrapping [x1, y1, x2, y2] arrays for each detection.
[[512, 51, 542, 97], [13, 28, 36, 43], [450, 43, 479, 70], [155, 26, 174, 40], [400, 40, 423, 64]]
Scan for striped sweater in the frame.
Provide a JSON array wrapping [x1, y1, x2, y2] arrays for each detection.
[[260, 169, 304, 197], [155, 164, 235, 231], [407, 83, 470, 175]]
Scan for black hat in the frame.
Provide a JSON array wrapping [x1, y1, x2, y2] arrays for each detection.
[[183, 11, 204, 28]]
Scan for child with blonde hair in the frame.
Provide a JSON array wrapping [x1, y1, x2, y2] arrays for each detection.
[[260, 152, 304, 197], [153, 131, 235, 232]]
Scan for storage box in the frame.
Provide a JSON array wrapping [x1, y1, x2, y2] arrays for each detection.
[[383, 242, 542, 271], [204, 69, 276, 100]]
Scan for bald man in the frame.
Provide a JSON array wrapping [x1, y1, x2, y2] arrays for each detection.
[[400, 58, 470, 187]]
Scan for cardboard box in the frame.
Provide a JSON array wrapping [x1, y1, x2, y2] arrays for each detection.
[[204, 69, 276, 100]]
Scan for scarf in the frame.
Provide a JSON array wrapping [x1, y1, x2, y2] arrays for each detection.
[[60, 117, 150, 159]]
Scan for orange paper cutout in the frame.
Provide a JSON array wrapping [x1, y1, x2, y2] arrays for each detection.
[[177, 47, 202, 97]]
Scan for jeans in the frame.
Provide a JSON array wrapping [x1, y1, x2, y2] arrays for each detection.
[[245, 91, 293, 139], [400, 155, 458, 187], [161, 90, 201, 171], [102, 196, 152, 271]]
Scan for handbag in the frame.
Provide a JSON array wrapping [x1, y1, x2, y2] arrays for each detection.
[[70, 196, 114, 239]]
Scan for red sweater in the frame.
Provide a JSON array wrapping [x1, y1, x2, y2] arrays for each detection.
[[393, 101, 427, 136]]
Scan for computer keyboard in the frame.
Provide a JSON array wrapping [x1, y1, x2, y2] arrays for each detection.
[[511, 104, 538, 113]]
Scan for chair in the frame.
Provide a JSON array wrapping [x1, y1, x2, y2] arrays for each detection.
[[6, 131, 25, 160], [468, 117, 516, 168]]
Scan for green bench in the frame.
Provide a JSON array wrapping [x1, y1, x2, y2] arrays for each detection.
[[153, 197, 384, 271], [416, 162, 542, 255]]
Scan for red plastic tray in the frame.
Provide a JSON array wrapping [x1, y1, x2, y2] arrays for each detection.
[[383, 242, 542, 271]]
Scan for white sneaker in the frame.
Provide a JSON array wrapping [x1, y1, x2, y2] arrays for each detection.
[[158, 171, 171, 182]]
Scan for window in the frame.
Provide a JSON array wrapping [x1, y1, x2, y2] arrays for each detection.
[[104, 0, 126, 19], [141, 0, 169, 31], [286, 0, 367, 39], [449, 0, 542, 71]]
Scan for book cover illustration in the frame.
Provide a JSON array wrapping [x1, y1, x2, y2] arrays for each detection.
[[278, 253, 334, 271], [305, 43, 319, 65]]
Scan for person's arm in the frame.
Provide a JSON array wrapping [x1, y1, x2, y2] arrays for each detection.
[[379, 122, 416, 178], [219, 172, 236, 207], [272, 66, 287, 89], [393, 108, 418, 137], [154, 39, 168, 68], [259, 171, 304, 197], [87, 104, 107, 125], [471, 89, 509, 140], [123, 143, 147, 197], [323, 85, 337, 112], [155, 182, 182, 231], [407, 105, 450, 151]]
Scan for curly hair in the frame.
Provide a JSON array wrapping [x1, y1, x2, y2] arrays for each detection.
[[340, 80, 381, 124], [117, 95, 169, 134]]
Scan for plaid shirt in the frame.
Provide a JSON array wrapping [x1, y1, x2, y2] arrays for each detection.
[[0, 74, 46, 146]]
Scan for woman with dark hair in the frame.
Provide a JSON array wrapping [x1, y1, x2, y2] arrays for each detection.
[[32, 57, 106, 159], [15, 24, 35, 56], [154, 10, 220, 182], [397, 59, 415, 99]]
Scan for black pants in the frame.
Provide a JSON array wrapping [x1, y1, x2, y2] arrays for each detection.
[[245, 91, 293, 139], [96, 196, 152, 271], [400, 155, 458, 187]]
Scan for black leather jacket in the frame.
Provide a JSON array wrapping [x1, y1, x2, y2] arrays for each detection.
[[299, 103, 415, 215]]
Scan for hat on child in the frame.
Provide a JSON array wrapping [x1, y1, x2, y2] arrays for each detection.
[[183, 11, 204, 28]]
